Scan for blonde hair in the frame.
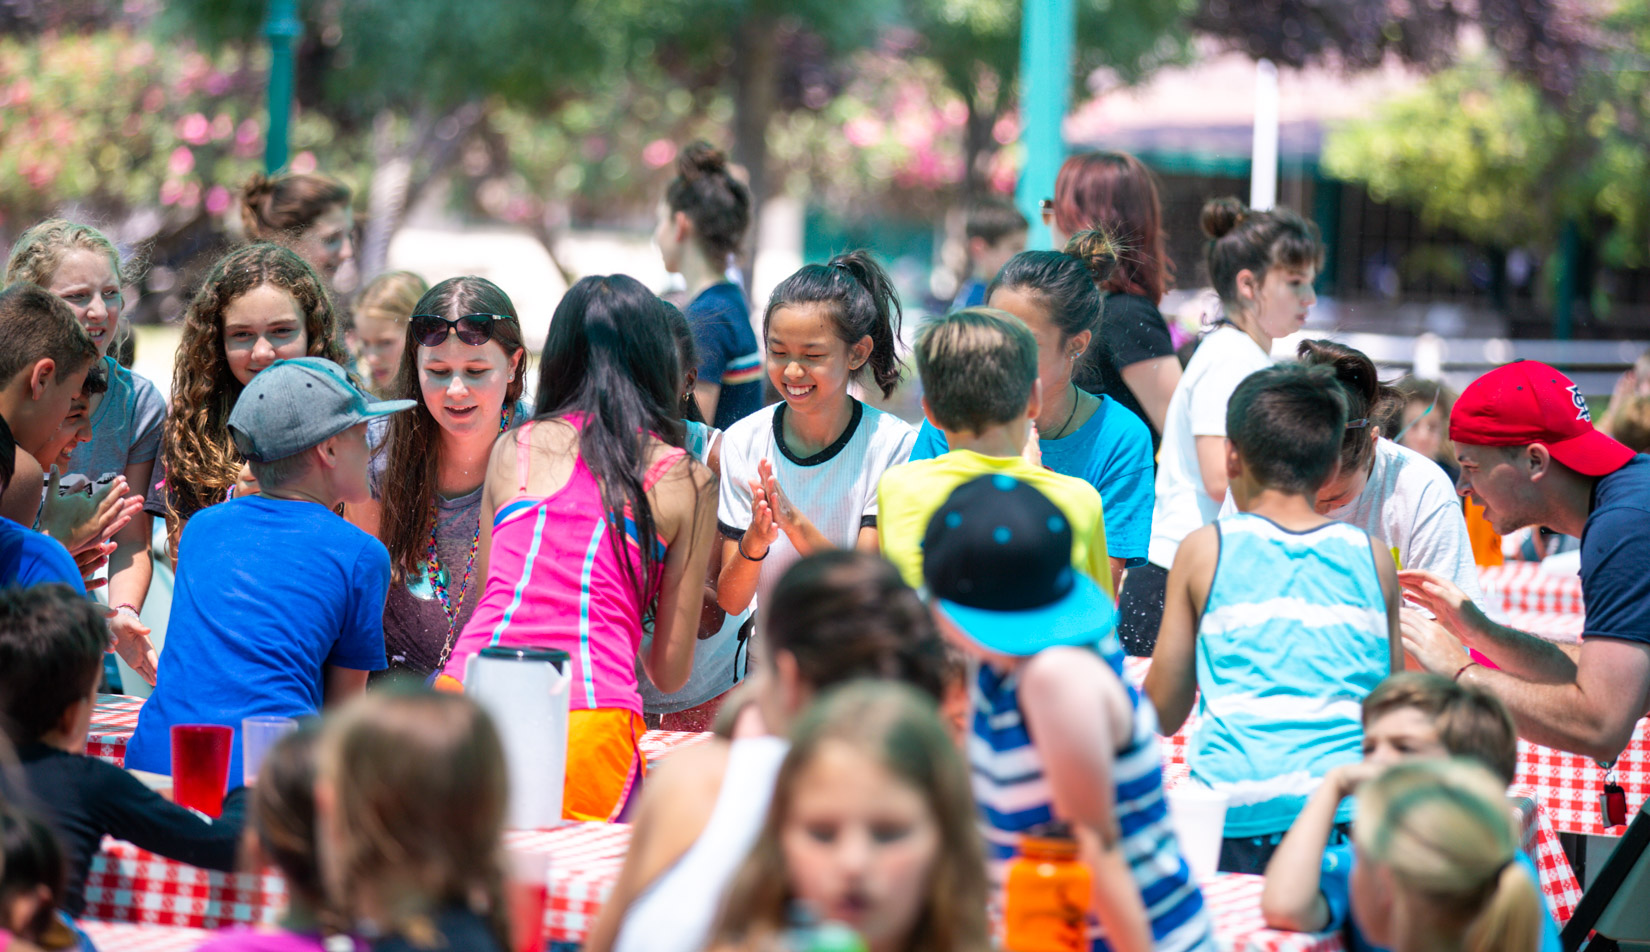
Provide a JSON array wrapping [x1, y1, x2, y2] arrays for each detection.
[[707, 681, 992, 952], [1354, 760, 1542, 952], [354, 271, 428, 328], [5, 219, 125, 289], [318, 689, 510, 949]]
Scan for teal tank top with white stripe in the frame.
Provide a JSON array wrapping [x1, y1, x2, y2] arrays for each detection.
[[1190, 512, 1390, 837], [970, 646, 1216, 952]]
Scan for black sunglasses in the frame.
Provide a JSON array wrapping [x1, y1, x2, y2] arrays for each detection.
[[409, 313, 516, 347]]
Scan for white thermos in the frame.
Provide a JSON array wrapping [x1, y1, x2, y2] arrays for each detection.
[[465, 646, 571, 829]]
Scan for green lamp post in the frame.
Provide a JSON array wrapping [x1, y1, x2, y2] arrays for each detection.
[[263, 0, 300, 174]]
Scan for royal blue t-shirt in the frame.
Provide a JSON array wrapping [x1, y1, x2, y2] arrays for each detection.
[[0, 517, 86, 593], [688, 282, 763, 431], [909, 394, 1155, 565], [1320, 842, 1560, 952], [1580, 454, 1650, 646], [126, 496, 388, 787]]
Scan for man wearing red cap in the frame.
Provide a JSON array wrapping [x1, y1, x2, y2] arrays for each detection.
[[1402, 360, 1650, 762]]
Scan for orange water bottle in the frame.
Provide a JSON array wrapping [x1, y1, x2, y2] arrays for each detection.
[[1004, 823, 1093, 952]]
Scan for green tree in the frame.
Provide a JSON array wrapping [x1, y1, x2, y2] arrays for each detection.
[[158, 0, 609, 275], [902, 0, 1195, 203], [1323, 0, 1650, 280]]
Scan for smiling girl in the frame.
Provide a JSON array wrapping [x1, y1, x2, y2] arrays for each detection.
[[716, 251, 915, 617], [350, 277, 527, 682], [1127, 198, 1324, 655], [6, 220, 166, 678], [705, 681, 990, 952], [146, 244, 348, 560]]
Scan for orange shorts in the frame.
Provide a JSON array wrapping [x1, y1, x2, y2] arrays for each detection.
[[564, 708, 648, 822]]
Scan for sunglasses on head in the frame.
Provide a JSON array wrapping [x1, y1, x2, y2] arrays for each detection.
[[409, 313, 516, 347]]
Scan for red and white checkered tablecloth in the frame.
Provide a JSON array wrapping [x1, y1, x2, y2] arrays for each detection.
[[1515, 717, 1650, 838], [83, 838, 285, 929], [85, 694, 708, 770], [80, 920, 212, 952], [1480, 562, 1585, 616], [1202, 874, 1343, 952]]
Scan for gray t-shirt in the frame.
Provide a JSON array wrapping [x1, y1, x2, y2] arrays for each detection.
[[367, 402, 530, 681], [61, 358, 166, 496]]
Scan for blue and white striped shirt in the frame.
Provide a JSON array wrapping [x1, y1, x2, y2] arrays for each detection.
[[970, 651, 1215, 952], [1190, 513, 1390, 837]]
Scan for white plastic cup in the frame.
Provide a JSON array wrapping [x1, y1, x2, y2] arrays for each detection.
[[1165, 782, 1229, 881], [241, 715, 298, 786]]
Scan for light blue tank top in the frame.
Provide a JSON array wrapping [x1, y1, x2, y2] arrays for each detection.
[[970, 647, 1215, 952], [1190, 513, 1389, 837]]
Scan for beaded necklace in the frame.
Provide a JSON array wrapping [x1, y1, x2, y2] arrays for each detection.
[[428, 405, 511, 676]]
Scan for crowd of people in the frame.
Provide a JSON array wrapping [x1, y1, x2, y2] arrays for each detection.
[[0, 139, 1644, 952]]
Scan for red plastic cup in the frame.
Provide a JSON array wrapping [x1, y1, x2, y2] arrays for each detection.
[[171, 724, 233, 817], [506, 848, 549, 952]]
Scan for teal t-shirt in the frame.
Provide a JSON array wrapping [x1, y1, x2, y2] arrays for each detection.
[[909, 393, 1154, 565]]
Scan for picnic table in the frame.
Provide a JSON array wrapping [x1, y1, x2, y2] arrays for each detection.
[[85, 820, 1343, 952]]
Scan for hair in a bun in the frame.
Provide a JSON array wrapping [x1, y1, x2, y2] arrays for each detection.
[[1062, 228, 1120, 289], [1296, 338, 1403, 478], [240, 171, 350, 241], [988, 226, 1114, 346], [665, 140, 751, 263], [1201, 196, 1324, 312], [1200, 196, 1248, 240]]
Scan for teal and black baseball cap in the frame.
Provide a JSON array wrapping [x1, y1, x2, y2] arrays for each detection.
[[921, 474, 1116, 657], [227, 357, 414, 462]]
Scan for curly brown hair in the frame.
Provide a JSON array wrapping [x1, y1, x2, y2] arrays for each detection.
[[377, 277, 525, 581], [241, 172, 351, 242], [161, 243, 347, 526]]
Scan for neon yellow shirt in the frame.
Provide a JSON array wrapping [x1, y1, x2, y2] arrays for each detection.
[[877, 449, 1112, 595]]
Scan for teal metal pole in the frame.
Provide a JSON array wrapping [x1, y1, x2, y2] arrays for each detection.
[[263, 0, 300, 174], [1017, 0, 1076, 249]]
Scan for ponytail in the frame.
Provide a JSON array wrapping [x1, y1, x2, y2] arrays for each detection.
[[1296, 339, 1402, 477], [763, 249, 905, 399], [1463, 860, 1543, 952], [990, 227, 1119, 342]]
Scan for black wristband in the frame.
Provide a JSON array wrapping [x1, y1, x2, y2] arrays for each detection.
[[738, 537, 769, 561]]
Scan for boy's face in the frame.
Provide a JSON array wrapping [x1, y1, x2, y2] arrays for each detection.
[[14, 359, 91, 455], [331, 422, 373, 506], [1361, 706, 1450, 769], [972, 230, 1028, 282]]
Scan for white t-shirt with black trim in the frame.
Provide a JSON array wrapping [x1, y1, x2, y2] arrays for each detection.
[[718, 400, 916, 606]]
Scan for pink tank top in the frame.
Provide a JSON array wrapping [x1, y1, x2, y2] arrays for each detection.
[[442, 418, 685, 714]]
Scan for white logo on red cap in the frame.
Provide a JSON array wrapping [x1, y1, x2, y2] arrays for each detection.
[[1568, 384, 1592, 423]]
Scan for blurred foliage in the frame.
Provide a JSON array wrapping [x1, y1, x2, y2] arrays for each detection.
[[0, 28, 369, 237], [1193, 0, 1596, 98], [900, 0, 1195, 197], [1325, 0, 1650, 269], [155, 0, 607, 119]]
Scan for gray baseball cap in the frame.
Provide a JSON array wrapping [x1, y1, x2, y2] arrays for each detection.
[[228, 357, 415, 462]]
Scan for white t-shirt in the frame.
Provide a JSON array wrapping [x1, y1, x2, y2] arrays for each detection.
[[1218, 438, 1490, 609], [1148, 324, 1272, 568], [718, 400, 915, 605]]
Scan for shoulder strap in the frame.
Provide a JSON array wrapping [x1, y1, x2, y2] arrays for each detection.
[[515, 421, 536, 493], [642, 446, 689, 491]]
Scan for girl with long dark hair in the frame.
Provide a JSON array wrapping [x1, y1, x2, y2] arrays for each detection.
[[348, 276, 529, 682], [437, 275, 717, 822]]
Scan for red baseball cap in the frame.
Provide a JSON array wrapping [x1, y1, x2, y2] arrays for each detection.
[[1450, 360, 1636, 476]]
